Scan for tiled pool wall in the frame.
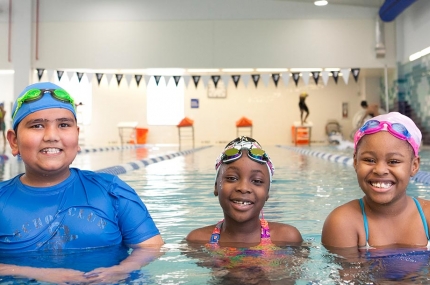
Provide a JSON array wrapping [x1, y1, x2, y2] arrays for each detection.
[[397, 53, 430, 143]]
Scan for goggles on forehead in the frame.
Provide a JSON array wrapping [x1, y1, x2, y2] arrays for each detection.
[[215, 136, 274, 180], [12, 88, 76, 119], [354, 119, 419, 157]]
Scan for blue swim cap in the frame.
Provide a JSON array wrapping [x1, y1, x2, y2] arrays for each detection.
[[12, 82, 76, 130]]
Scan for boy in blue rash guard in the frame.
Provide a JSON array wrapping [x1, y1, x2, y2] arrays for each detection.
[[0, 82, 164, 284]]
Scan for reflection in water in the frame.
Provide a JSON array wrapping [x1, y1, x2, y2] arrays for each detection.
[[183, 243, 310, 285]]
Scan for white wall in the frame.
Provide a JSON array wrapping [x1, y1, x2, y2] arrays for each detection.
[[69, 73, 370, 147], [396, 0, 430, 63], [0, 0, 396, 146]]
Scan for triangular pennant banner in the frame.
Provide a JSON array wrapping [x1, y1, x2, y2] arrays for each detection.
[[201, 76, 210, 88], [76, 72, 84, 82], [351, 68, 360, 82], [115, 74, 123, 85], [173, 76, 181, 86], [242, 74, 251, 88], [164, 76, 171, 86], [281, 72, 290, 87], [135, 75, 143, 86], [183, 75, 191, 88], [292, 72, 300, 86], [321, 71, 329, 86], [341, 68, 350, 84], [221, 75, 230, 89], [331, 71, 339, 84], [232, 75, 240, 88], [211, 75, 221, 88], [251, 74, 260, 88], [96, 73, 104, 85], [154, 75, 162, 86], [261, 74, 270, 87], [192, 76, 200, 88], [57, 70, 64, 81], [311, 71, 320, 85], [272, 74, 280, 87], [301, 72, 310, 86], [36, 68, 45, 81]]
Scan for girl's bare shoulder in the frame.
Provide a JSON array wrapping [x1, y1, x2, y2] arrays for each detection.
[[268, 222, 303, 244], [186, 224, 216, 243]]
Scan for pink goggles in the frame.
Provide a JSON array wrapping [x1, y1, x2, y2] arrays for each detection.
[[354, 120, 419, 157]]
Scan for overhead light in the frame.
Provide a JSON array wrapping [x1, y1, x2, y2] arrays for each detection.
[[0, 69, 14, 74], [409, 46, 430, 61], [221, 68, 254, 73], [255, 68, 288, 73], [314, 0, 328, 6], [187, 68, 220, 73]]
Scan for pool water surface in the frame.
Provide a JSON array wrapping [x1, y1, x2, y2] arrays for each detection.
[[2, 145, 430, 284]]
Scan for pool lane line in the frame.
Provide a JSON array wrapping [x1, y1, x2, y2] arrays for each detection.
[[277, 145, 430, 185], [95, 145, 213, 175], [276, 145, 354, 166], [78, 145, 147, 153]]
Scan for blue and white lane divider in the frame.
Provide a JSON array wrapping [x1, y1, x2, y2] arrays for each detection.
[[277, 145, 430, 185], [277, 145, 354, 166], [96, 146, 212, 175], [78, 145, 144, 153]]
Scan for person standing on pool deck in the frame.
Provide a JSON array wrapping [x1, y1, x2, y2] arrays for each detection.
[[299, 92, 309, 125], [186, 136, 302, 247], [321, 112, 429, 250], [0, 82, 164, 284]]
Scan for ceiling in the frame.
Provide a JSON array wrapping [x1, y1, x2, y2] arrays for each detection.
[[274, 0, 385, 8]]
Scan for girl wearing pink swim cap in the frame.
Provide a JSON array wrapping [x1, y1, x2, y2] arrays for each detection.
[[322, 112, 428, 251]]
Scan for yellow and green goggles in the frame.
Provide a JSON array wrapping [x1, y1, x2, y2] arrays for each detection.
[[12, 88, 75, 119]]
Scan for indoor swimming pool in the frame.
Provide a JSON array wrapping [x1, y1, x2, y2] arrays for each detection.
[[2, 145, 430, 284]]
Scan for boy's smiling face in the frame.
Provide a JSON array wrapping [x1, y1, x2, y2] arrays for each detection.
[[8, 108, 80, 185]]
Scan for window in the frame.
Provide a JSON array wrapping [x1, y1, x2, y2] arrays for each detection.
[[146, 77, 184, 125]]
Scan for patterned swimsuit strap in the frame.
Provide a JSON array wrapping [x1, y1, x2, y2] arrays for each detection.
[[209, 219, 271, 245]]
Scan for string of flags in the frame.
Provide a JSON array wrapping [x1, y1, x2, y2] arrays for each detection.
[[36, 68, 360, 89]]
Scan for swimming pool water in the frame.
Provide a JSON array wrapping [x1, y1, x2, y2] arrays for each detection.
[[3, 145, 430, 284]]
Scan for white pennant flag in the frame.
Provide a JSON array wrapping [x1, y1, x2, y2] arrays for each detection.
[[321, 71, 330, 86], [164, 76, 171, 86], [301, 72, 310, 86], [124, 74, 133, 86], [281, 72, 290, 87], [183, 75, 191, 88], [341, 68, 350, 84], [221, 75, 230, 89], [66, 72, 74, 81], [261, 74, 270, 87], [47, 70, 54, 81], [201, 75, 210, 89], [86, 73, 94, 84], [241, 74, 251, 88], [144, 75, 152, 87], [105, 74, 114, 85]]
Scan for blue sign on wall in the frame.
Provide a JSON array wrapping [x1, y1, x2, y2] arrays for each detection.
[[191, 98, 199, 108]]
